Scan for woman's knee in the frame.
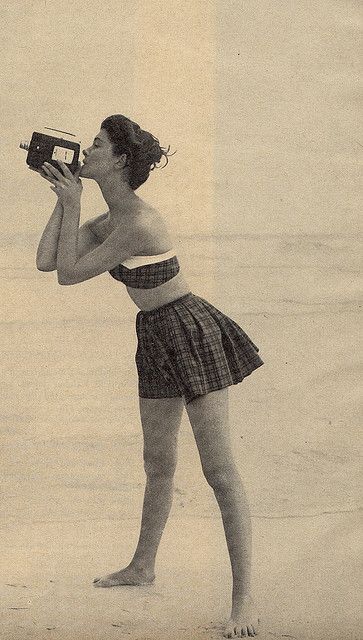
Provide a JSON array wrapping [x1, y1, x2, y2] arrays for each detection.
[[143, 450, 177, 480], [202, 462, 241, 493]]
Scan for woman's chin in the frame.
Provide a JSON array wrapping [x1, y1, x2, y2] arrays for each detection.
[[80, 164, 90, 178]]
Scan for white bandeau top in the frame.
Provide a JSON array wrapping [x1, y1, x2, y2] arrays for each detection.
[[120, 249, 176, 269]]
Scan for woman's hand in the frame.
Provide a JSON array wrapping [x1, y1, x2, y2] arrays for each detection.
[[41, 160, 83, 205]]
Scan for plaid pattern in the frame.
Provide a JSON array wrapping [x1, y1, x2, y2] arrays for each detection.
[[135, 293, 264, 404], [109, 256, 180, 289]]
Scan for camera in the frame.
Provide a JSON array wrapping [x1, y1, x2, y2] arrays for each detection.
[[20, 128, 80, 174]]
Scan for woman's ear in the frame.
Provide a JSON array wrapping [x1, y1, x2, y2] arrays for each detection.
[[115, 153, 128, 170]]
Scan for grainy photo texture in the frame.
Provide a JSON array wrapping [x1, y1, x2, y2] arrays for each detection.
[[1, 2, 361, 639]]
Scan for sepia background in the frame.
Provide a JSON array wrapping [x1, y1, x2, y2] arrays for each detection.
[[1, 1, 361, 639]]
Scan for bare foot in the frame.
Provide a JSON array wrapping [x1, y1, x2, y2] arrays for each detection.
[[93, 565, 155, 588], [223, 595, 261, 638]]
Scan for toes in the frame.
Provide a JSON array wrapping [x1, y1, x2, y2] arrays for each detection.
[[93, 579, 106, 587], [224, 621, 258, 638]]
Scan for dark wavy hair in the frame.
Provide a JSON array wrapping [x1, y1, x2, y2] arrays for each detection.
[[101, 114, 175, 190]]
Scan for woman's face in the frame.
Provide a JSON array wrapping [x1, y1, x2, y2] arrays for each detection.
[[80, 128, 125, 180]]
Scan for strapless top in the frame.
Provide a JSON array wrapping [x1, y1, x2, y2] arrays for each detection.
[[108, 249, 180, 289]]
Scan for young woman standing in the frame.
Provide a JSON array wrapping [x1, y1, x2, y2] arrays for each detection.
[[36, 114, 263, 638]]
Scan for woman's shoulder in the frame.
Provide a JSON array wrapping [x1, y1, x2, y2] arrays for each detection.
[[137, 204, 167, 230], [86, 206, 173, 254], [134, 205, 174, 253]]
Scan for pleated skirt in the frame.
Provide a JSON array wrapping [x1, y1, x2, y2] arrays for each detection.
[[135, 292, 264, 405]]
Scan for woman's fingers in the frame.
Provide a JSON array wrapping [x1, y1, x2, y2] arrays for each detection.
[[42, 162, 66, 182], [39, 167, 55, 182], [31, 161, 78, 183], [55, 159, 74, 179], [28, 166, 55, 182], [41, 168, 58, 184], [74, 161, 82, 180], [41, 163, 57, 179]]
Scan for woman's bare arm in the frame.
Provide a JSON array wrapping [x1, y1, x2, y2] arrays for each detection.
[[56, 204, 143, 285], [36, 200, 64, 271], [40, 159, 146, 285], [35, 162, 99, 272], [36, 204, 104, 272]]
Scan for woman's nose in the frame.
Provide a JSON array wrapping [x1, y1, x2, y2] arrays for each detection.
[[83, 148, 89, 158]]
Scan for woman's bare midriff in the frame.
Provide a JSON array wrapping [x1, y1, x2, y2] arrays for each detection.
[[126, 271, 192, 311]]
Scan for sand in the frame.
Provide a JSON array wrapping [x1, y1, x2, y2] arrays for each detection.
[[1, 234, 361, 639]]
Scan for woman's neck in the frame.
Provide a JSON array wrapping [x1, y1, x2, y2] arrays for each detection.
[[97, 174, 141, 222]]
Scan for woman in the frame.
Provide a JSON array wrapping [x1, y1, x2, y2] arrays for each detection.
[[36, 114, 263, 638]]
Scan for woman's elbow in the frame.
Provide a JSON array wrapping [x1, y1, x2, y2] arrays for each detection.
[[36, 261, 56, 272], [57, 275, 72, 285], [57, 271, 78, 285]]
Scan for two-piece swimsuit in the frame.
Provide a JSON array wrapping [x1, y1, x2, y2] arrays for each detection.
[[108, 249, 264, 405], [108, 249, 179, 289]]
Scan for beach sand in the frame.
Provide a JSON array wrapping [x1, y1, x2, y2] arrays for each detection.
[[1, 234, 361, 639]]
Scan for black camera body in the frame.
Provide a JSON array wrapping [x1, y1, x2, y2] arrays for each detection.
[[22, 131, 80, 174]]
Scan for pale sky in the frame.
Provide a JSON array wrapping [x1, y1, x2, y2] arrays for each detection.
[[2, 0, 360, 236]]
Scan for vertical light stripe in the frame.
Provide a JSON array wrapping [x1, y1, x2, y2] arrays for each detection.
[[133, 1, 216, 237]]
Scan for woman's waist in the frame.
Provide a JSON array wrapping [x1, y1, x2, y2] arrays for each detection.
[[126, 271, 192, 311]]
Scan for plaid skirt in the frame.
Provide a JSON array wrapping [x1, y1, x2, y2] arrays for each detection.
[[135, 292, 264, 405]]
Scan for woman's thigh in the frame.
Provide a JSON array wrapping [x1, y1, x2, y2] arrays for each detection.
[[139, 397, 184, 474], [185, 388, 235, 475]]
